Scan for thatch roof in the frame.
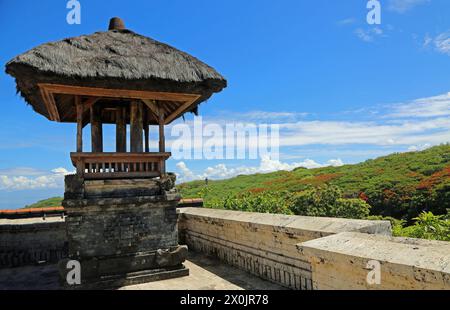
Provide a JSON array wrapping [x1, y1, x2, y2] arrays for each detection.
[[5, 17, 227, 124]]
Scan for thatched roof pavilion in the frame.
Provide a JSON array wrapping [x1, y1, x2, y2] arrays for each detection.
[[5, 17, 226, 124], [5, 17, 227, 179]]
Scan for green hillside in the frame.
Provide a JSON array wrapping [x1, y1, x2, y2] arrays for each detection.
[[24, 197, 63, 209], [23, 145, 450, 222], [21, 145, 449, 240], [178, 144, 450, 222]]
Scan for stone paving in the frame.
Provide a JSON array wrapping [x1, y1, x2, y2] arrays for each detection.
[[0, 251, 284, 290]]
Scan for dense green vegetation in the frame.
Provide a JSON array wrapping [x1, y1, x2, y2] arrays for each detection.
[[368, 212, 450, 241], [23, 145, 450, 240], [179, 144, 450, 221], [179, 145, 450, 240], [207, 186, 371, 220], [24, 197, 63, 209]]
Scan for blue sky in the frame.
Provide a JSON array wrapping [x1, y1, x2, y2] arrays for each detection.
[[0, 0, 449, 209]]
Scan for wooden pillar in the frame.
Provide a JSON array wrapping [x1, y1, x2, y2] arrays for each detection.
[[116, 107, 127, 152], [158, 107, 165, 153], [75, 96, 83, 153], [130, 101, 143, 153], [90, 104, 103, 153], [158, 107, 165, 175], [144, 107, 150, 152], [144, 125, 150, 152]]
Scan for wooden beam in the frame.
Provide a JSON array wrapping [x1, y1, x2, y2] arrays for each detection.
[[158, 107, 166, 176], [144, 107, 150, 152], [158, 106, 165, 154], [90, 104, 103, 153], [116, 107, 127, 152], [82, 97, 100, 113], [142, 99, 159, 119], [70, 152, 172, 179], [71, 152, 171, 160], [75, 96, 83, 153], [144, 126, 150, 152], [39, 83, 201, 103], [130, 101, 143, 153], [82, 110, 90, 128], [39, 87, 60, 122], [63, 96, 100, 124], [47, 93, 61, 121], [143, 99, 165, 154], [164, 100, 197, 124]]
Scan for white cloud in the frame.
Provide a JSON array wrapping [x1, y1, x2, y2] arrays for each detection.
[[387, 92, 450, 118], [434, 32, 450, 56], [355, 27, 384, 42], [423, 34, 433, 47], [337, 18, 356, 26], [0, 167, 46, 176], [175, 162, 195, 183], [327, 159, 345, 167], [0, 167, 72, 191], [176, 157, 345, 182], [422, 31, 450, 56], [164, 92, 450, 158], [239, 111, 309, 121], [278, 118, 449, 147], [408, 144, 431, 152], [273, 92, 450, 148], [388, 0, 430, 13]]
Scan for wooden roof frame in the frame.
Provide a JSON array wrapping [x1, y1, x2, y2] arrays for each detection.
[[38, 83, 201, 124]]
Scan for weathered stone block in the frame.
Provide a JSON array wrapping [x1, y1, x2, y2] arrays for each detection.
[[64, 174, 84, 199], [178, 207, 392, 290], [0, 217, 67, 268], [61, 177, 187, 288], [297, 232, 450, 290]]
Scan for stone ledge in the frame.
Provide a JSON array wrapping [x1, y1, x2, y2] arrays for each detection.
[[185, 232, 312, 289], [178, 208, 391, 290], [0, 217, 65, 232], [297, 232, 450, 290], [179, 207, 391, 237], [63, 193, 180, 211]]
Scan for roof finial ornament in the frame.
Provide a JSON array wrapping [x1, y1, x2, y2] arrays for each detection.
[[108, 17, 125, 30]]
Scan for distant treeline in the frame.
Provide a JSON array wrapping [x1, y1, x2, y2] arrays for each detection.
[[179, 144, 450, 240]]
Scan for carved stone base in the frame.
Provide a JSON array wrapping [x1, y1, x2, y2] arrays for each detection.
[[58, 246, 189, 289], [60, 175, 187, 289]]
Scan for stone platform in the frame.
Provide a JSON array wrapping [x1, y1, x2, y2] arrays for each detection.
[[61, 174, 188, 288], [0, 252, 284, 290]]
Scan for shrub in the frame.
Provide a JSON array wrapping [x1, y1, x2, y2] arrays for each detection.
[[369, 211, 450, 241], [210, 191, 292, 215], [289, 186, 370, 219], [401, 211, 450, 241], [211, 185, 371, 220], [366, 215, 405, 236]]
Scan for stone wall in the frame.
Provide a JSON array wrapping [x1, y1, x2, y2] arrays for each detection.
[[178, 208, 391, 290], [2, 206, 449, 290], [61, 175, 188, 287], [0, 217, 67, 268], [64, 198, 179, 258], [298, 232, 450, 290]]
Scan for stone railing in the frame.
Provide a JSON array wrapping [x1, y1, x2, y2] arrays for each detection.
[[178, 208, 450, 290], [0, 217, 67, 268], [298, 232, 450, 290], [70, 152, 171, 179], [178, 208, 391, 289], [1, 206, 449, 290]]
